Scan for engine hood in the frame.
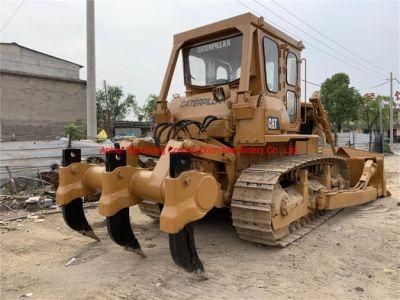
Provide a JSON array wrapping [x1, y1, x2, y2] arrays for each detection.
[[168, 92, 232, 121]]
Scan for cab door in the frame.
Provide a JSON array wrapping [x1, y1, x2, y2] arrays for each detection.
[[283, 48, 301, 131]]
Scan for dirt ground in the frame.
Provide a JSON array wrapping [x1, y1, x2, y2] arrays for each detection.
[[1, 155, 399, 300]]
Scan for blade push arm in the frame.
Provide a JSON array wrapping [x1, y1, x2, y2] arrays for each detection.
[[309, 91, 336, 155]]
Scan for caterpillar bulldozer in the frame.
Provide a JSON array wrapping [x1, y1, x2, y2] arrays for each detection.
[[56, 13, 388, 274]]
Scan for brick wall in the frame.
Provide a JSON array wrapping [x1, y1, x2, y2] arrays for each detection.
[[0, 72, 87, 141]]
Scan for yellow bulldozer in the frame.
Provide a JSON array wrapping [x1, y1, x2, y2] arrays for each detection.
[[57, 13, 388, 274]]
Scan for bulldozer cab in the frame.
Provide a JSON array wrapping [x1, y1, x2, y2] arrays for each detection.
[[156, 13, 305, 139]]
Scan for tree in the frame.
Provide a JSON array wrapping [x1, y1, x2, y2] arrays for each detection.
[[358, 95, 390, 151], [376, 96, 390, 130], [359, 95, 380, 151], [96, 85, 138, 125], [320, 73, 362, 133], [139, 94, 157, 121]]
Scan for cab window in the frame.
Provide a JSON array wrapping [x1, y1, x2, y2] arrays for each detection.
[[188, 56, 206, 86], [184, 35, 243, 87], [286, 91, 297, 122], [263, 37, 279, 93], [216, 66, 228, 81], [287, 52, 297, 86]]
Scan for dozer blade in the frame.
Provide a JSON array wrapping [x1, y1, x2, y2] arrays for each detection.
[[106, 205, 146, 258], [62, 197, 100, 242], [169, 223, 204, 274]]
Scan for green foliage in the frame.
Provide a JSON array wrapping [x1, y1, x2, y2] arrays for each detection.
[[376, 96, 390, 130], [359, 95, 380, 131], [64, 123, 85, 140], [96, 85, 138, 124], [359, 95, 379, 151], [358, 95, 391, 151], [131, 94, 158, 121], [320, 73, 362, 132], [383, 137, 393, 154], [359, 95, 390, 132]]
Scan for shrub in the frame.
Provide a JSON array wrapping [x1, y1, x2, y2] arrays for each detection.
[[64, 123, 85, 140], [383, 137, 393, 154]]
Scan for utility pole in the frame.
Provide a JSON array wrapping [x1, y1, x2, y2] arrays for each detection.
[[378, 97, 384, 153], [86, 0, 97, 140], [389, 72, 394, 152], [103, 80, 111, 138]]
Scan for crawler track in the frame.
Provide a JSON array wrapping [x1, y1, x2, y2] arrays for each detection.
[[231, 155, 348, 247]]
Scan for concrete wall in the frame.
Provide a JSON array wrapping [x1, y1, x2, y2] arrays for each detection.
[[0, 43, 81, 80], [0, 72, 87, 141]]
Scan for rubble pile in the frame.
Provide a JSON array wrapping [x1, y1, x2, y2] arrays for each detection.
[[0, 171, 58, 219]]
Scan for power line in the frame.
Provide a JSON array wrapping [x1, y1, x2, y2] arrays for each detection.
[[358, 80, 389, 91], [270, 0, 391, 76], [0, 0, 27, 33], [235, 0, 385, 80], [253, 0, 387, 78], [302, 79, 320, 87]]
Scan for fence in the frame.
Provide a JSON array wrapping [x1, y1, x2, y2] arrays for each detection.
[[334, 132, 383, 152], [0, 139, 105, 183]]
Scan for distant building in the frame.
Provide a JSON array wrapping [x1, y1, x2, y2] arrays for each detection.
[[112, 120, 153, 138], [0, 42, 86, 141], [394, 109, 400, 143]]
